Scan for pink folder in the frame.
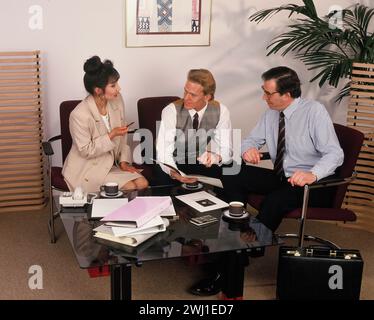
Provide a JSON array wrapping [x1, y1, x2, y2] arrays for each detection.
[[101, 196, 172, 228]]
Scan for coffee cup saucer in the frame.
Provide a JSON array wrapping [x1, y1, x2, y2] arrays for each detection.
[[223, 209, 250, 220], [100, 190, 123, 198], [181, 182, 203, 190]]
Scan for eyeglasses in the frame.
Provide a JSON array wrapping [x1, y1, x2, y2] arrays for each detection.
[[262, 86, 279, 97]]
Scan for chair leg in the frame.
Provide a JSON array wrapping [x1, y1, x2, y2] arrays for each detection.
[[48, 201, 56, 243], [47, 191, 59, 243], [278, 233, 340, 250], [45, 156, 57, 243], [280, 185, 340, 250]]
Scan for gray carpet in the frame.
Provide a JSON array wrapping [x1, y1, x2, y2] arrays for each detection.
[[0, 209, 372, 300]]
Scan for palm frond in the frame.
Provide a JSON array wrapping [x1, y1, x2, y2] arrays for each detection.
[[266, 19, 341, 56], [249, 1, 374, 102], [249, 0, 320, 23], [336, 83, 351, 103], [353, 5, 374, 35], [297, 50, 352, 87], [363, 34, 374, 62]]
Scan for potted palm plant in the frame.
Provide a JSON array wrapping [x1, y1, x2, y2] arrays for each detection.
[[252, 1, 374, 233], [249, 0, 374, 101]]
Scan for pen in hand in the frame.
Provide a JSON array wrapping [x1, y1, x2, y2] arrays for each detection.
[[109, 123, 134, 139]]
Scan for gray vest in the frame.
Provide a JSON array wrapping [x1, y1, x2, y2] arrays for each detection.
[[172, 99, 220, 164]]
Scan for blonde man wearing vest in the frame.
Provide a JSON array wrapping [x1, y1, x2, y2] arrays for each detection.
[[156, 69, 232, 185]]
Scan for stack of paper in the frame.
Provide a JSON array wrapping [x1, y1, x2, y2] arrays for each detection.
[[91, 197, 176, 219], [91, 198, 129, 219], [93, 196, 175, 247], [94, 217, 170, 247], [101, 196, 173, 226]]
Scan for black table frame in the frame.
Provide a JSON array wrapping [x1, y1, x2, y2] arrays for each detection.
[[60, 187, 279, 300]]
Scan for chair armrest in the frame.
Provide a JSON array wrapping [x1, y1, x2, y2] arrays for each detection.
[[257, 152, 354, 190], [42, 141, 54, 156], [309, 173, 357, 190], [260, 152, 271, 160], [243, 151, 271, 161], [48, 135, 62, 143], [42, 135, 62, 156]]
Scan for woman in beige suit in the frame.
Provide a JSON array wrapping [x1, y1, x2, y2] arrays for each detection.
[[62, 56, 148, 193]]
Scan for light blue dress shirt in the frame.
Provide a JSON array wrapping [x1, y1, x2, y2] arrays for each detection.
[[241, 98, 344, 181]]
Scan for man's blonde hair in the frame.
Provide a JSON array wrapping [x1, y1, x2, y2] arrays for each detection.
[[187, 69, 216, 100]]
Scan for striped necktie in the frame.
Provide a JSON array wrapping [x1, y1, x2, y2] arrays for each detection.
[[193, 112, 199, 130], [193, 113, 199, 156], [274, 111, 285, 178]]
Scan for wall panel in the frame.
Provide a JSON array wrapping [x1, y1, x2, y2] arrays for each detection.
[[0, 51, 45, 213]]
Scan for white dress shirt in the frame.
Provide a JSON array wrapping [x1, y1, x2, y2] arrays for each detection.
[[156, 102, 232, 174]]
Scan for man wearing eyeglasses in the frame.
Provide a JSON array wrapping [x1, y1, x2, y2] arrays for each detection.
[[223, 66, 344, 232], [189, 66, 344, 297]]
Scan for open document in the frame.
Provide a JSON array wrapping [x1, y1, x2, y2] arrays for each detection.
[[176, 191, 229, 213], [151, 158, 223, 188]]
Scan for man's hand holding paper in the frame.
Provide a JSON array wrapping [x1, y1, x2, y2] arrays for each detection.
[[170, 170, 197, 184]]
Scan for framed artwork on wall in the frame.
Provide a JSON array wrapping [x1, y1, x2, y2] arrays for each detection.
[[125, 0, 212, 47]]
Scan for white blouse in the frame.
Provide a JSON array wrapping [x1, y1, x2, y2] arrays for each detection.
[[101, 113, 111, 132]]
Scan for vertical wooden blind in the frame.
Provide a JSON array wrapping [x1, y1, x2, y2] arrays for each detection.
[[0, 51, 45, 213], [345, 62, 374, 232]]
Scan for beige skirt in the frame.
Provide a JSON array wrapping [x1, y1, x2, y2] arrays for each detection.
[[103, 166, 143, 189]]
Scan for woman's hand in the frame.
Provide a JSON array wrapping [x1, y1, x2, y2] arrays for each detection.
[[108, 126, 129, 140], [119, 162, 142, 173]]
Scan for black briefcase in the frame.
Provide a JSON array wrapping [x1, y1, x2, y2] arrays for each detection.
[[277, 246, 363, 300]]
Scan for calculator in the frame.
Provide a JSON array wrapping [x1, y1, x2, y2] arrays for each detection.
[[189, 214, 218, 226]]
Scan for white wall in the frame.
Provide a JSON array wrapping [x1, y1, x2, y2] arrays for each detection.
[[0, 0, 363, 165]]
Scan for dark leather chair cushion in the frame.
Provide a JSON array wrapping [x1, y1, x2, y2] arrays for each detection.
[[247, 124, 364, 225], [51, 166, 69, 191], [248, 193, 356, 221]]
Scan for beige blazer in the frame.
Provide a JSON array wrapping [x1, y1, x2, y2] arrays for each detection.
[[62, 94, 132, 192]]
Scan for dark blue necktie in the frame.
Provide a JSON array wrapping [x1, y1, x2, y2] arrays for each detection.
[[274, 112, 285, 178]]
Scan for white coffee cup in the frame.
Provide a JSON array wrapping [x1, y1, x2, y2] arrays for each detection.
[[101, 182, 119, 195], [228, 201, 245, 217]]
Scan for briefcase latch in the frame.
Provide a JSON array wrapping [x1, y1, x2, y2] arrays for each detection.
[[330, 250, 337, 257], [344, 253, 358, 260], [286, 250, 301, 257]]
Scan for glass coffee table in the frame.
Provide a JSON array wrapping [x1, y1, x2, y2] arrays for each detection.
[[60, 185, 281, 300]]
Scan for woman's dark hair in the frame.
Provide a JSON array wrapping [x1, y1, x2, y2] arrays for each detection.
[[262, 66, 301, 98], [83, 56, 120, 95]]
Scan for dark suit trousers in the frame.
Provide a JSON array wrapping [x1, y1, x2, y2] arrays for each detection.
[[153, 163, 222, 186], [222, 164, 336, 232]]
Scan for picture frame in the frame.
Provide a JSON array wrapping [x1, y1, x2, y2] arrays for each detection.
[[125, 0, 212, 47]]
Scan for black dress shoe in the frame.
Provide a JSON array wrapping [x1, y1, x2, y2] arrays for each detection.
[[188, 273, 222, 296]]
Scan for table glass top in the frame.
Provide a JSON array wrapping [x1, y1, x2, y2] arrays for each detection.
[[60, 185, 281, 268]]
